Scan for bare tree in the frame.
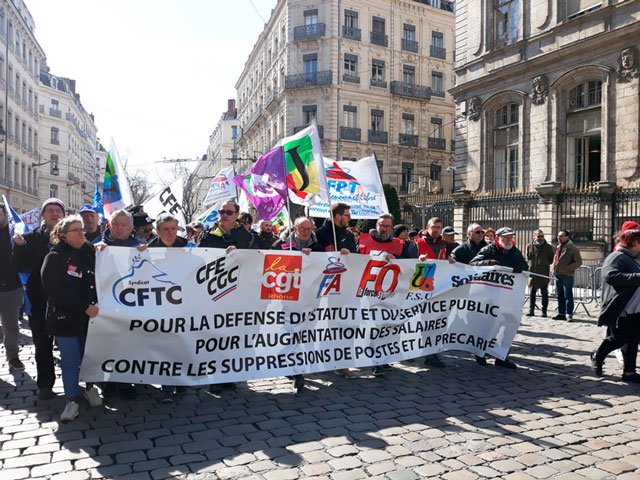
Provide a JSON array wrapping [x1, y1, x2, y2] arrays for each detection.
[[172, 163, 204, 223], [123, 158, 153, 205]]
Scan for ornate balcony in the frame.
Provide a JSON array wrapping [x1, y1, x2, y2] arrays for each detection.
[[285, 71, 332, 90], [428, 137, 446, 150], [370, 78, 387, 88], [294, 125, 324, 138], [49, 108, 61, 118], [399, 134, 419, 147], [390, 81, 431, 100], [370, 32, 388, 47], [342, 25, 361, 41], [402, 38, 419, 53], [430, 45, 447, 59], [294, 23, 326, 41], [368, 130, 388, 144], [340, 127, 361, 141], [342, 74, 360, 84]]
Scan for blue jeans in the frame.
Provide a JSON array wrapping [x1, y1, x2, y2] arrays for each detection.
[[55, 335, 86, 399], [555, 275, 574, 316]]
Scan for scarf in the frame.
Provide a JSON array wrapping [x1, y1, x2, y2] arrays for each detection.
[[554, 239, 573, 264]]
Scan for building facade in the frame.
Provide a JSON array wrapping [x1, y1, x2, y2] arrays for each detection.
[[38, 69, 99, 213], [450, 0, 640, 256], [234, 0, 456, 204], [0, 0, 45, 213]]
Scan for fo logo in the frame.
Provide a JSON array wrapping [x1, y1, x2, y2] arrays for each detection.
[[261, 255, 302, 301], [356, 260, 401, 300], [317, 257, 347, 298], [410, 263, 436, 291]]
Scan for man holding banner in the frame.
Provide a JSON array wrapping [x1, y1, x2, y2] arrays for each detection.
[[316, 203, 357, 254]]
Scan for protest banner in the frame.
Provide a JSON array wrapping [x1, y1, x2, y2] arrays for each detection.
[[309, 156, 388, 219], [18, 208, 40, 231], [202, 166, 236, 207], [143, 177, 187, 236], [80, 248, 527, 386]]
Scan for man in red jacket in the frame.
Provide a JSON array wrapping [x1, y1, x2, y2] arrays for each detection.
[[417, 217, 448, 260]]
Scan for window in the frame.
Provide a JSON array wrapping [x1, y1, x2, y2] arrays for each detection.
[[231, 126, 237, 139], [51, 127, 59, 145], [431, 117, 443, 138], [431, 71, 444, 94], [568, 81, 602, 111], [567, 81, 602, 187], [401, 162, 414, 191], [344, 9, 358, 28], [50, 184, 58, 198], [343, 53, 358, 81], [342, 156, 357, 162], [403, 24, 416, 41], [372, 59, 385, 84], [372, 17, 385, 34], [51, 99, 59, 111], [495, 0, 519, 48], [304, 9, 318, 25], [371, 110, 384, 131], [567, 0, 601, 19], [402, 114, 415, 135], [303, 53, 317, 74], [402, 65, 415, 84], [430, 164, 442, 181], [303, 105, 317, 125], [432, 31, 444, 48], [343, 106, 357, 128], [494, 104, 519, 189]]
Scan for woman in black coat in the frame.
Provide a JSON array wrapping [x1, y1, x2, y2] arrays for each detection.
[[592, 229, 640, 384], [41, 215, 101, 421]]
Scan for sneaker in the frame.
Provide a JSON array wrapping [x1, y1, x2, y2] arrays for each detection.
[[38, 388, 57, 400], [372, 366, 385, 377], [84, 387, 103, 407], [614, 348, 625, 364], [495, 358, 518, 369], [552, 314, 566, 320], [293, 375, 305, 391], [424, 355, 446, 368], [590, 352, 603, 376], [60, 401, 79, 422], [335, 369, 355, 378], [475, 355, 488, 366], [8, 358, 25, 371], [621, 373, 640, 384], [159, 391, 174, 404], [526, 312, 535, 317], [567, 315, 574, 322]]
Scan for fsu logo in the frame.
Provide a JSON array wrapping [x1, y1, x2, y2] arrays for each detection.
[[356, 260, 401, 300], [409, 263, 436, 291], [261, 255, 302, 301], [317, 257, 347, 298]]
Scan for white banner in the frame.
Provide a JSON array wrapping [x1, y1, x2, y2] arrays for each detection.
[[143, 177, 187, 236], [19, 208, 40, 231], [80, 249, 527, 385], [203, 166, 236, 207], [194, 204, 219, 229], [309, 156, 389, 219]]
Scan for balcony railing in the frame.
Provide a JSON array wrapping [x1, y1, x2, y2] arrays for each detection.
[[430, 45, 447, 59], [294, 125, 324, 138], [293, 23, 326, 41], [402, 38, 419, 53], [413, 0, 455, 11], [428, 137, 446, 150], [51, 138, 60, 145], [399, 133, 419, 147], [285, 71, 332, 90], [342, 25, 361, 41], [370, 32, 388, 47], [390, 81, 431, 100], [49, 108, 61, 118], [370, 79, 387, 88], [244, 109, 260, 131], [368, 130, 388, 144], [342, 74, 360, 84], [340, 127, 361, 141]]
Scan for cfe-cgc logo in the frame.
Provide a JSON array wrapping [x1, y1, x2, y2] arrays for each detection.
[[316, 257, 347, 298], [261, 254, 302, 301], [195, 255, 240, 302], [356, 259, 401, 300], [409, 263, 436, 291]]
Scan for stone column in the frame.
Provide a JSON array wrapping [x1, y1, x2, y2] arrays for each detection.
[[452, 190, 473, 236], [597, 181, 617, 251], [535, 181, 562, 241]]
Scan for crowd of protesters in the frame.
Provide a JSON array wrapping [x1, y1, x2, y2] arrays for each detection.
[[2, 195, 639, 422]]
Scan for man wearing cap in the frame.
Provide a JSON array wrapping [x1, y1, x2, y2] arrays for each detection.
[[551, 230, 582, 322], [12, 198, 66, 399], [127, 205, 156, 244], [79, 204, 102, 244], [442, 226, 460, 255], [526, 229, 554, 317], [470, 227, 527, 369], [451, 223, 487, 265]]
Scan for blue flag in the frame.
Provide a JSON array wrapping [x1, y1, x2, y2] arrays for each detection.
[[93, 183, 105, 224], [2, 195, 31, 315]]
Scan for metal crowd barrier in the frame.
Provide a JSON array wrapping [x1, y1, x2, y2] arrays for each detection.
[[529, 265, 601, 317]]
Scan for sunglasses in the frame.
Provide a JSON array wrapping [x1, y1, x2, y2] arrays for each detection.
[[473, 230, 484, 234], [218, 209, 236, 216], [536, 235, 545, 238]]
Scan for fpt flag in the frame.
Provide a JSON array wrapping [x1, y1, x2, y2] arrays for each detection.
[[202, 166, 236, 207], [309, 156, 389, 219], [103, 139, 133, 218], [143, 177, 187, 237], [276, 124, 330, 206], [231, 147, 287, 220]]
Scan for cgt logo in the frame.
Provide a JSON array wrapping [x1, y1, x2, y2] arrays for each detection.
[[112, 254, 182, 307], [196, 255, 239, 302], [409, 263, 436, 291], [261, 255, 302, 301], [317, 257, 347, 298], [356, 260, 401, 300]]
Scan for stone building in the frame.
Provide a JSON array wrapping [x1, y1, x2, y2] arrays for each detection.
[[0, 0, 45, 213], [450, 0, 640, 257], [234, 0, 456, 204], [38, 69, 99, 213]]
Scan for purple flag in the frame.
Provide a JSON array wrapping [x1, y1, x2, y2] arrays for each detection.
[[231, 147, 288, 220]]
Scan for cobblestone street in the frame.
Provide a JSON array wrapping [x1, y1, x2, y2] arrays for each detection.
[[2, 306, 640, 480]]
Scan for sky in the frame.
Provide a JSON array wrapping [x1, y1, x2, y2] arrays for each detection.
[[26, 0, 276, 184]]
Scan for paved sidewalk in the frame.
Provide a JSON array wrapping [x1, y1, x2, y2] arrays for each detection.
[[1, 309, 640, 480]]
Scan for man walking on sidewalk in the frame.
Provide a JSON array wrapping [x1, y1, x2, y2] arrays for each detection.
[[526, 229, 554, 317], [551, 230, 582, 321]]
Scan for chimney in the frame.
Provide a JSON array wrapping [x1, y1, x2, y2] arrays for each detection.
[[227, 99, 236, 118]]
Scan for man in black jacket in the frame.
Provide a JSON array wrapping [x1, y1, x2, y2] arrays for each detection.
[[197, 200, 258, 250], [315, 203, 357, 254], [470, 227, 527, 369], [13, 198, 65, 399], [451, 223, 487, 265], [0, 203, 25, 371]]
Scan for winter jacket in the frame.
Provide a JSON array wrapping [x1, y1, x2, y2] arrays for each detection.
[[526, 241, 555, 288], [315, 221, 357, 253], [551, 241, 582, 276], [148, 235, 189, 248], [41, 241, 97, 337], [598, 250, 640, 327], [103, 229, 141, 247], [271, 235, 324, 252], [0, 225, 21, 291], [416, 234, 448, 259], [13, 225, 53, 311], [469, 241, 528, 271], [197, 222, 259, 250], [451, 239, 487, 265]]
